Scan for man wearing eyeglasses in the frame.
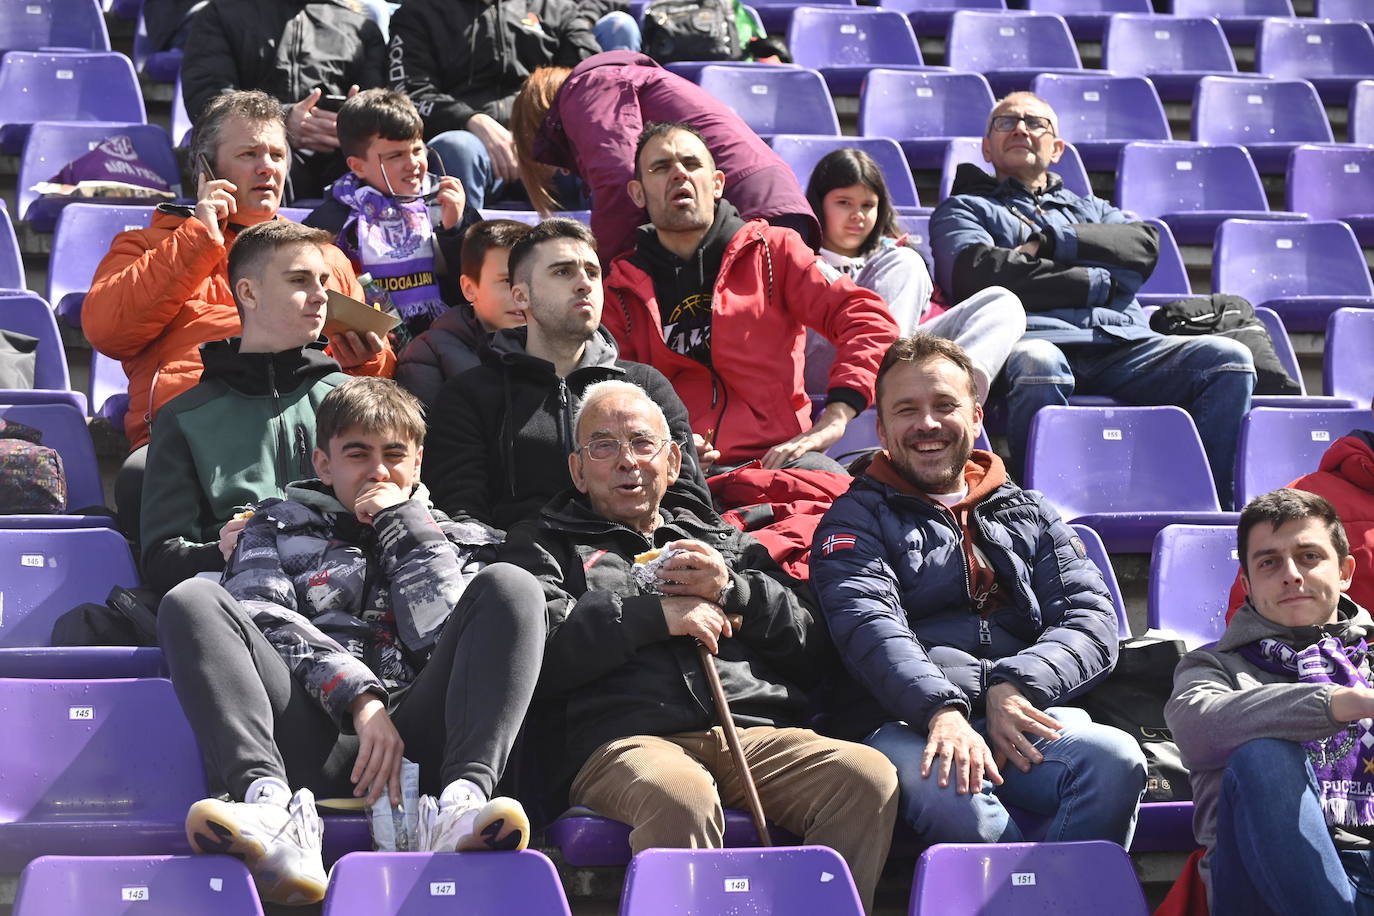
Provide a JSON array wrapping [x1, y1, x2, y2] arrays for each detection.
[[423, 218, 709, 532], [498, 379, 899, 914], [930, 92, 1255, 508]]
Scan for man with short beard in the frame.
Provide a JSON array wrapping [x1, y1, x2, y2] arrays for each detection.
[[810, 334, 1146, 850]]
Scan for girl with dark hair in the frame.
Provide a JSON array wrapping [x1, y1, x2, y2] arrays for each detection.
[[805, 148, 1025, 402]]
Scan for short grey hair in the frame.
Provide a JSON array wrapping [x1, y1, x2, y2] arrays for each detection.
[[572, 380, 670, 447], [189, 89, 287, 178]]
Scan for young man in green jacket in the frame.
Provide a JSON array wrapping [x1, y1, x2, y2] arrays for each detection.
[[140, 221, 356, 594]]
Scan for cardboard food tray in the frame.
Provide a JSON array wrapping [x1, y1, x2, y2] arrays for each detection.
[[324, 289, 401, 338]]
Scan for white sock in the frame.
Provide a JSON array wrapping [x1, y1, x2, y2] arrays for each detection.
[[438, 778, 486, 810], [245, 776, 292, 808]]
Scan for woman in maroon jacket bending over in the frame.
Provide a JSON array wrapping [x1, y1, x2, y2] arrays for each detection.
[[511, 50, 819, 264]]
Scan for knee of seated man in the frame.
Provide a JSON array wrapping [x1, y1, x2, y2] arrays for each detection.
[[822, 738, 900, 803], [1005, 338, 1070, 378], [1189, 333, 1256, 371], [1227, 737, 1307, 779], [156, 576, 235, 639]]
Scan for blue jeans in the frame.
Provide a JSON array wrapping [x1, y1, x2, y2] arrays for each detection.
[[866, 707, 1146, 848], [1001, 334, 1255, 509], [428, 130, 501, 211], [594, 11, 642, 51], [1211, 738, 1374, 916]]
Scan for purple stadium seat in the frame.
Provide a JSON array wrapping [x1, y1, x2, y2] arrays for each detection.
[[1071, 523, 1131, 638], [1103, 14, 1240, 103], [547, 808, 801, 867], [910, 841, 1150, 915], [1031, 74, 1172, 172], [1134, 219, 1191, 307], [1256, 18, 1374, 105], [772, 135, 920, 209], [478, 209, 541, 225], [322, 851, 571, 915], [662, 60, 800, 85], [896, 211, 932, 258], [0, 677, 205, 870], [938, 137, 1092, 201], [90, 349, 129, 422], [945, 11, 1084, 97], [1116, 142, 1301, 245], [1324, 307, 1374, 408], [0, 646, 165, 679], [877, 0, 1005, 38], [1193, 76, 1332, 174], [1024, 406, 1237, 553], [0, 201, 24, 291], [1024, 0, 1153, 41], [1286, 144, 1374, 247], [746, 0, 856, 38], [0, 292, 70, 391], [0, 400, 104, 509], [621, 847, 864, 916], [1212, 219, 1374, 333], [14, 855, 262, 916], [1171, 0, 1295, 45], [1318, 0, 1374, 21], [1354, 81, 1374, 145], [1235, 406, 1371, 507], [0, 51, 146, 155], [172, 70, 192, 147], [859, 69, 995, 170], [49, 203, 154, 328], [132, 6, 182, 83], [1148, 524, 1238, 649], [0, 526, 136, 645], [0, 0, 110, 53], [1249, 305, 1357, 409], [826, 407, 883, 460], [18, 122, 177, 232], [698, 66, 840, 137], [787, 8, 930, 97]]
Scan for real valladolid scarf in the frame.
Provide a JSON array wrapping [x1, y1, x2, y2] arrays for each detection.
[[331, 172, 447, 324], [1241, 635, 1374, 828]]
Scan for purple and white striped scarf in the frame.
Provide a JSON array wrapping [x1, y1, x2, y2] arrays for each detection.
[[1240, 635, 1374, 828], [331, 172, 447, 323]]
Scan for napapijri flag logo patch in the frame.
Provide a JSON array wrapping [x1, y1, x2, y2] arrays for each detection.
[[820, 534, 857, 555]]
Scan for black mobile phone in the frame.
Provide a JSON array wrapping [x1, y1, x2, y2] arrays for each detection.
[[317, 94, 348, 113], [195, 152, 216, 185]]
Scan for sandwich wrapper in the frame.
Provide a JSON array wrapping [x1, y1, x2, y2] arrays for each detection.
[[324, 289, 401, 338]]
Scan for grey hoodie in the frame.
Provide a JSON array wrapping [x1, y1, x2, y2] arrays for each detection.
[[1165, 595, 1374, 899]]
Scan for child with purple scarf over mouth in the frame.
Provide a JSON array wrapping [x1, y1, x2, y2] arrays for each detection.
[[1167, 488, 1374, 915], [305, 89, 479, 347]]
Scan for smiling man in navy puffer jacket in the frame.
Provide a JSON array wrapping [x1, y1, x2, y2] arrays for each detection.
[[811, 334, 1146, 850]]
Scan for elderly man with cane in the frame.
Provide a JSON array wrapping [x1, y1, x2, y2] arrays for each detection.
[[500, 379, 898, 913]]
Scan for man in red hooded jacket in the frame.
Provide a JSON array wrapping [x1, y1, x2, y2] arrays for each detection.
[[602, 123, 897, 475]]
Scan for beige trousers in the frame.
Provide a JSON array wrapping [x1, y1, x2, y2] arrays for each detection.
[[570, 726, 899, 913]]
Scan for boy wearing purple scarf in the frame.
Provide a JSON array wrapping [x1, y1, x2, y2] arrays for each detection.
[[1168, 488, 1374, 914], [306, 89, 479, 345]]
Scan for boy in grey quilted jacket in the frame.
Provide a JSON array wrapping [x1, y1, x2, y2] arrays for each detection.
[[157, 377, 547, 905]]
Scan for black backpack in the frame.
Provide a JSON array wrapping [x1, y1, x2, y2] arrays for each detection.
[[643, 0, 741, 65], [1149, 293, 1302, 397]]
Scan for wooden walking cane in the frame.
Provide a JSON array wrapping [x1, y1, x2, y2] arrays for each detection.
[[696, 639, 773, 847]]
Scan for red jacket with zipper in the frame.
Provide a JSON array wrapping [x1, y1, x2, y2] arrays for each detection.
[[603, 220, 897, 466]]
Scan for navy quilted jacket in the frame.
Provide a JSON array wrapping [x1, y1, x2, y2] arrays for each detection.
[[810, 453, 1119, 740]]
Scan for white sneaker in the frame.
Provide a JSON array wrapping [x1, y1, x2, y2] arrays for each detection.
[[417, 793, 530, 853], [185, 788, 327, 905]]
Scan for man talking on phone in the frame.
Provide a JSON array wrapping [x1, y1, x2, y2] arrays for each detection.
[[85, 90, 394, 559]]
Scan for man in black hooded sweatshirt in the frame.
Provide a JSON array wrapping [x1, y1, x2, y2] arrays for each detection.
[[140, 222, 357, 595], [423, 218, 708, 533]]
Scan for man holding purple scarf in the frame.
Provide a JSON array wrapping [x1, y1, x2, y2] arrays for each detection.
[[1168, 488, 1374, 914]]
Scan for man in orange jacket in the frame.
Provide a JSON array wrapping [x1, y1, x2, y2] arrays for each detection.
[[84, 89, 394, 546]]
